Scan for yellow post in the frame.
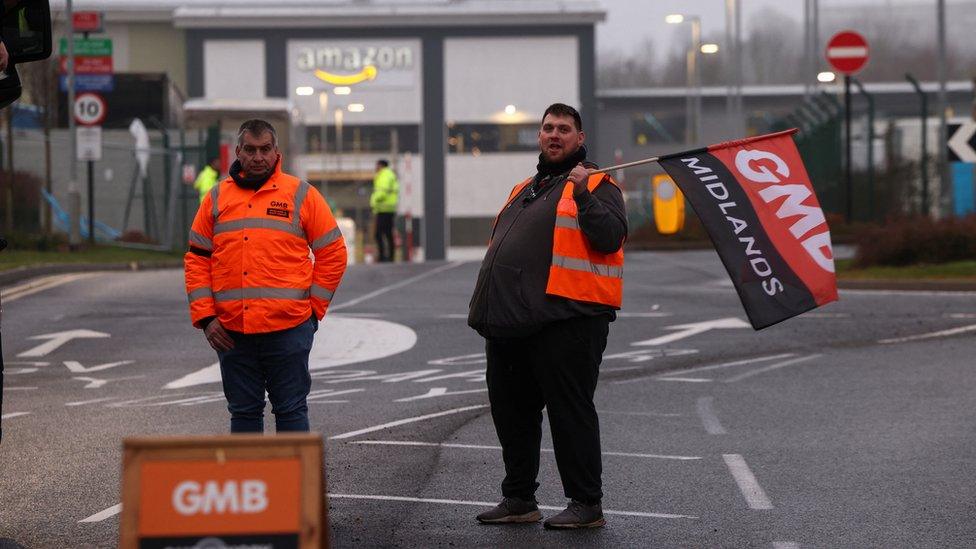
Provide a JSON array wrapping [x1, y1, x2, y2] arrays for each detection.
[[652, 174, 685, 235]]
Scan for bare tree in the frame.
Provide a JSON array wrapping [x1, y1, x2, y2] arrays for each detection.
[[598, 6, 976, 88], [17, 56, 59, 234]]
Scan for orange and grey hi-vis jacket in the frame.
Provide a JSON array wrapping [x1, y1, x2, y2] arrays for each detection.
[[501, 172, 625, 308], [184, 159, 347, 333]]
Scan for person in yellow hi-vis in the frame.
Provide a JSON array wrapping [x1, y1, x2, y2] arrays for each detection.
[[193, 157, 221, 204], [370, 159, 400, 262]]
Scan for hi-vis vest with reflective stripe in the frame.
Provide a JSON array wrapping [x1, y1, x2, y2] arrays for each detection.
[[501, 173, 625, 308], [184, 162, 347, 334]]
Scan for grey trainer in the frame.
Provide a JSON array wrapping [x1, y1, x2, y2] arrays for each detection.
[[476, 497, 543, 524], [543, 500, 605, 529]]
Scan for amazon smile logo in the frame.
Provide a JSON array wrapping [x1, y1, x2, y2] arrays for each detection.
[[314, 65, 378, 86]]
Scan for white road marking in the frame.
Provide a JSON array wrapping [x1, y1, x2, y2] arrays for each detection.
[[602, 366, 646, 373], [79, 503, 121, 523], [603, 348, 699, 363], [724, 354, 821, 383], [723, 454, 773, 510], [655, 377, 712, 383], [616, 312, 673, 318], [597, 410, 684, 418], [413, 370, 484, 383], [329, 405, 489, 440], [634, 354, 799, 385], [2, 386, 38, 391], [327, 493, 699, 520], [696, 397, 727, 435], [350, 440, 701, 461], [946, 313, 976, 319], [353, 440, 502, 451], [394, 387, 488, 402], [73, 375, 144, 389], [63, 360, 134, 373], [427, 353, 486, 366], [331, 261, 465, 311], [1, 273, 97, 302], [632, 318, 751, 346], [772, 543, 801, 549], [17, 329, 111, 358], [663, 354, 796, 377], [65, 397, 117, 407], [307, 388, 364, 402], [166, 316, 417, 389], [1, 412, 30, 419], [595, 450, 700, 461], [879, 324, 976, 344]]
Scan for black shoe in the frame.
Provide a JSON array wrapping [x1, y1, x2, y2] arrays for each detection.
[[543, 500, 605, 529], [476, 496, 542, 524]]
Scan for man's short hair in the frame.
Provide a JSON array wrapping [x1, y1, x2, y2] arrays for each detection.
[[542, 103, 583, 132], [377, 159, 389, 168], [237, 119, 278, 147]]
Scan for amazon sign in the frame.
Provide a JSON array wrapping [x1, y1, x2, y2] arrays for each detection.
[[288, 39, 422, 124], [296, 45, 414, 74]]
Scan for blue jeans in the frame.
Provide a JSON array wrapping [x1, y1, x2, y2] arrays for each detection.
[[217, 316, 317, 433]]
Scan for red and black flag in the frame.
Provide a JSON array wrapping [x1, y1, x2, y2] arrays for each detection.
[[658, 129, 838, 329]]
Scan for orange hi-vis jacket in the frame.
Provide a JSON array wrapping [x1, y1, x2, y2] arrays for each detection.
[[184, 161, 347, 333], [500, 172, 625, 308]]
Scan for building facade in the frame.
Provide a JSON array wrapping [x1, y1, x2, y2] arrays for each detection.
[[48, 0, 606, 257]]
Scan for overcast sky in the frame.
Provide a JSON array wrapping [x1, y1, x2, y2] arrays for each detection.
[[595, 0, 943, 58]]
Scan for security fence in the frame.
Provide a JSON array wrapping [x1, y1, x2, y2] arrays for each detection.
[[1, 122, 209, 251]]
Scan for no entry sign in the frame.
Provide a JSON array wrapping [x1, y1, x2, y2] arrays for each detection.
[[826, 31, 869, 75]]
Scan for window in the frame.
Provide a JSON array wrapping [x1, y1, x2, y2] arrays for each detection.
[[447, 123, 539, 154], [304, 124, 419, 154], [631, 113, 684, 145]]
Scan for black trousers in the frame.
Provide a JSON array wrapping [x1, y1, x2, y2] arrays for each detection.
[[374, 212, 395, 262], [485, 315, 609, 505]]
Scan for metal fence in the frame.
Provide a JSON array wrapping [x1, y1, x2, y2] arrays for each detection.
[[1, 123, 208, 250]]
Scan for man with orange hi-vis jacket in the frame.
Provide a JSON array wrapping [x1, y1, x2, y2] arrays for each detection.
[[184, 119, 347, 433]]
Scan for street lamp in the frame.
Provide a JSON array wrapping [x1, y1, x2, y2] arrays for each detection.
[[700, 43, 720, 54], [667, 14, 703, 145], [334, 107, 344, 171], [318, 91, 329, 193]]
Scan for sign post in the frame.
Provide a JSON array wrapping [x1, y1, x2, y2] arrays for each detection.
[[120, 434, 328, 548], [947, 119, 976, 215], [826, 30, 870, 224], [74, 92, 106, 244]]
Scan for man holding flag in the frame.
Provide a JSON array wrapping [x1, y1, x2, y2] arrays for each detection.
[[468, 103, 627, 529]]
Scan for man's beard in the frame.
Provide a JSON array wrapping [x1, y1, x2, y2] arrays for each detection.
[[542, 147, 571, 163]]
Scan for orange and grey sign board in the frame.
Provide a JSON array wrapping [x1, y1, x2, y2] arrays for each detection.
[[120, 434, 327, 548]]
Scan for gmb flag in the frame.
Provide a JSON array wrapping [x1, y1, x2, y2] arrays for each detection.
[[658, 129, 837, 330]]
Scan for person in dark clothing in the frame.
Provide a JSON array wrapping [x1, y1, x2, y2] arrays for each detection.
[[469, 103, 627, 529]]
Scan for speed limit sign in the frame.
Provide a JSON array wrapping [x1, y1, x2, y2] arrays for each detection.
[[73, 92, 107, 126]]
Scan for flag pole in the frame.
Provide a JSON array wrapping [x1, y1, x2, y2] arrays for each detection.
[[590, 128, 800, 175]]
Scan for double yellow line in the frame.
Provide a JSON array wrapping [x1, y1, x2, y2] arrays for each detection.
[[1, 273, 97, 303]]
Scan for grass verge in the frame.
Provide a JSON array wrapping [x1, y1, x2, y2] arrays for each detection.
[[0, 246, 183, 272], [837, 259, 976, 280]]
